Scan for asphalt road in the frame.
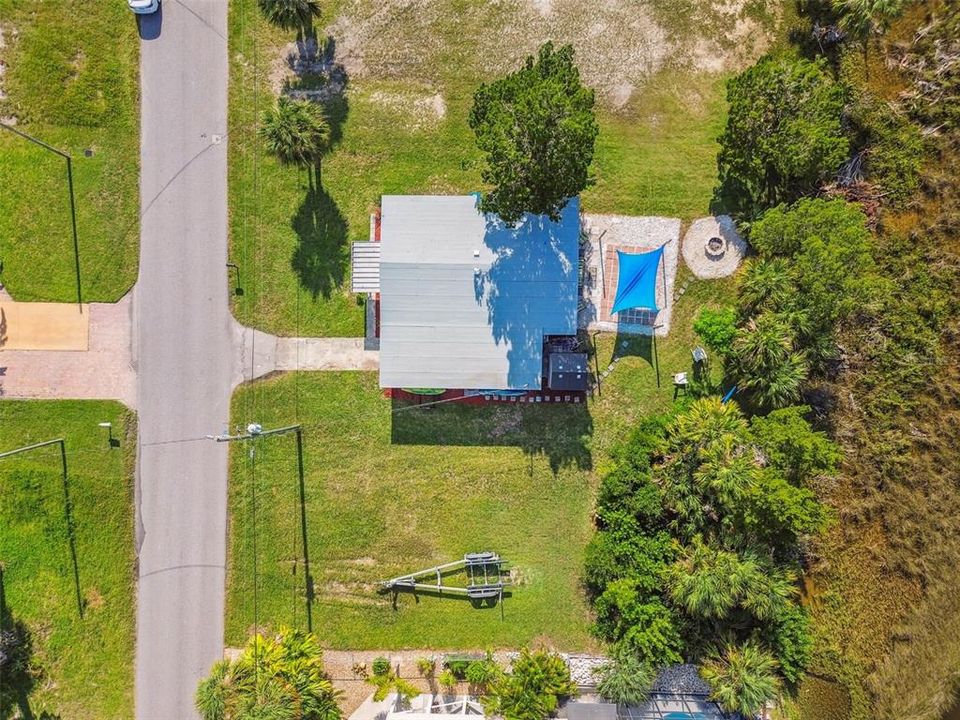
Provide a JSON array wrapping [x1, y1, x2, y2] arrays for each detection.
[[134, 2, 232, 717]]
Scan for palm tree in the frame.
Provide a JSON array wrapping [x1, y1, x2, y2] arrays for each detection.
[[196, 627, 343, 720], [597, 647, 656, 705], [259, 97, 331, 187], [666, 539, 751, 620], [257, 0, 322, 33], [730, 313, 807, 410], [830, 0, 906, 38], [738, 258, 793, 316], [700, 641, 781, 717], [667, 397, 749, 453]]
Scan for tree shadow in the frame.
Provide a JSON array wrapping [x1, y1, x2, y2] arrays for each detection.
[[282, 35, 350, 153], [290, 185, 349, 300], [390, 397, 593, 474], [477, 199, 581, 390], [0, 567, 41, 720]]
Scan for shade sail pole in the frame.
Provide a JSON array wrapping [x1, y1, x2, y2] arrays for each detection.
[[661, 244, 668, 309]]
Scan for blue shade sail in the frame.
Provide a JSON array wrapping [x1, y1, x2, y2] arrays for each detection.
[[611, 246, 665, 315]]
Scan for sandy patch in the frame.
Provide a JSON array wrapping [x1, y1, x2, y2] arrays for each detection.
[[368, 88, 446, 130], [324, 0, 782, 111]]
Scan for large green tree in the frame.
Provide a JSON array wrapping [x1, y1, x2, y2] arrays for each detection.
[[259, 97, 332, 186], [195, 627, 342, 720], [730, 198, 877, 407], [716, 54, 849, 218], [469, 42, 598, 224]]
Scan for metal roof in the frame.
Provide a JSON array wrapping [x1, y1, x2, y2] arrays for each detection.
[[351, 241, 381, 293], [378, 195, 580, 390]]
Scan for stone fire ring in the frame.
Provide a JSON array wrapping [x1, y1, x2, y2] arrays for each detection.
[[682, 215, 746, 279]]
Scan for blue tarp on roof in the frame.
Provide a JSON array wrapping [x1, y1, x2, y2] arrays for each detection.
[[612, 246, 665, 315]]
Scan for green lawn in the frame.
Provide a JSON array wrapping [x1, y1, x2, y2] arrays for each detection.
[[224, 273, 736, 650], [0, 401, 136, 719], [227, 0, 777, 337], [0, 0, 139, 303]]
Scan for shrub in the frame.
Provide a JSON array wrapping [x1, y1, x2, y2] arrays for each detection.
[[749, 406, 839, 485], [465, 657, 501, 690], [369, 668, 420, 702], [770, 603, 814, 685], [443, 658, 471, 679], [694, 306, 738, 357], [483, 649, 577, 720], [851, 100, 925, 206], [583, 530, 673, 595], [748, 199, 875, 331], [416, 657, 436, 677], [597, 647, 656, 705], [372, 657, 391, 677], [593, 579, 683, 666], [742, 470, 831, 550], [195, 627, 342, 720], [438, 669, 458, 694]]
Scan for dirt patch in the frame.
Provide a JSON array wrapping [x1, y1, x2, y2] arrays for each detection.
[[367, 88, 446, 130], [85, 587, 105, 610], [348, 556, 378, 566], [325, 0, 783, 111]]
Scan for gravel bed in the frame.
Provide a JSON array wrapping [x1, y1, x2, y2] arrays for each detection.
[[650, 664, 712, 695]]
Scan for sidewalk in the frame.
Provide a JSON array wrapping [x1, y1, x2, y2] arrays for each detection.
[[237, 327, 380, 383]]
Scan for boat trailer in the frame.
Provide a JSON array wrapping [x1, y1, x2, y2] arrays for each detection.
[[380, 552, 511, 610]]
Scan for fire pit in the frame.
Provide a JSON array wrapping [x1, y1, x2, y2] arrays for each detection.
[[705, 235, 725, 258]]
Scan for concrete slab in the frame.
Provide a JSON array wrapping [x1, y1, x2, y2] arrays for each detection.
[[0, 300, 89, 350], [276, 337, 379, 372], [579, 214, 680, 336]]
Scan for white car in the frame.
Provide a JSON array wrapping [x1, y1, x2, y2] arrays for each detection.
[[128, 0, 159, 14]]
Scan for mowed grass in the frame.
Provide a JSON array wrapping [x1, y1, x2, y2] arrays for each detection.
[[224, 274, 736, 650], [0, 401, 135, 719], [0, 0, 139, 302], [227, 0, 750, 337]]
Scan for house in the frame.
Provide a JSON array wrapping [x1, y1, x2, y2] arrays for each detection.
[[351, 194, 588, 395]]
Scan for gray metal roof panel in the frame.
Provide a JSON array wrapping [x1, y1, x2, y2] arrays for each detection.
[[378, 196, 580, 390]]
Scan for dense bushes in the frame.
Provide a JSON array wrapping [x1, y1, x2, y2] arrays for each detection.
[[584, 399, 835, 711], [727, 198, 877, 409]]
